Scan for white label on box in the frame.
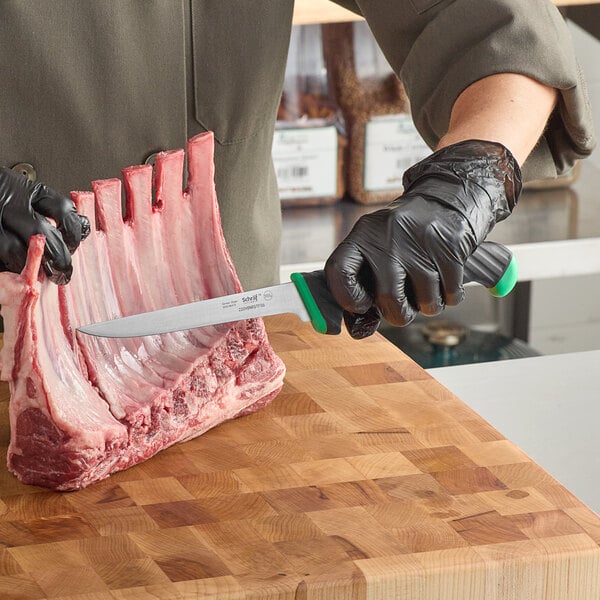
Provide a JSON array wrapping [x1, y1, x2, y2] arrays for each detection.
[[364, 114, 431, 192], [272, 126, 338, 200]]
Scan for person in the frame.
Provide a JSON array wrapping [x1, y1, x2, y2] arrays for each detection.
[[0, 1, 595, 337]]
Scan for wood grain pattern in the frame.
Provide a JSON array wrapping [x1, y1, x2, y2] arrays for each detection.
[[0, 317, 599, 599]]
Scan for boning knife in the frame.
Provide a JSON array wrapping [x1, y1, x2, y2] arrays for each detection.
[[78, 241, 517, 338]]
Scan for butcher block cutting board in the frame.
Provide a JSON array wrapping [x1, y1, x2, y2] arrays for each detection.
[[0, 317, 599, 600]]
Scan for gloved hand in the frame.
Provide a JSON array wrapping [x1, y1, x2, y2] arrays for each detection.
[[0, 167, 90, 284], [325, 139, 522, 339]]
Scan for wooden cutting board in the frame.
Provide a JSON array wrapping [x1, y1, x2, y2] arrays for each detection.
[[0, 316, 599, 599]]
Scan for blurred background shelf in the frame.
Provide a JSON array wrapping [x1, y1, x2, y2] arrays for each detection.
[[292, 0, 600, 26], [293, 0, 361, 25]]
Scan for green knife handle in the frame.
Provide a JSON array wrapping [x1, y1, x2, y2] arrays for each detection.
[[290, 271, 343, 335], [464, 241, 518, 297], [291, 241, 517, 335]]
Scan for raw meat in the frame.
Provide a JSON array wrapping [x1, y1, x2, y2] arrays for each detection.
[[0, 132, 286, 491]]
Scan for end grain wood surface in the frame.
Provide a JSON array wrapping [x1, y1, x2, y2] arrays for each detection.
[[0, 317, 599, 599]]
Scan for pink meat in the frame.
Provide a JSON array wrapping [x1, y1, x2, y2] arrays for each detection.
[[0, 132, 286, 491]]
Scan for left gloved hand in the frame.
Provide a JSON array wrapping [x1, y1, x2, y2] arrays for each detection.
[[0, 167, 90, 284], [325, 139, 522, 339]]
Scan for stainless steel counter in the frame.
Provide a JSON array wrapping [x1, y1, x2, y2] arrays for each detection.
[[280, 160, 600, 282], [280, 159, 600, 347]]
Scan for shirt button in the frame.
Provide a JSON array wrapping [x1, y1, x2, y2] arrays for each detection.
[[144, 151, 163, 166], [11, 162, 37, 182]]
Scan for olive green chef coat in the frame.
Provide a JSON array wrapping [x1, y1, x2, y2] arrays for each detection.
[[0, 0, 594, 289]]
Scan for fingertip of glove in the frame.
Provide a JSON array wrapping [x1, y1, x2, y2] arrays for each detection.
[[445, 287, 465, 307], [344, 306, 381, 340], [43, 259, 72, 285], [59, 212, 91, 253], [419, 300, 445, 317], [383, 305, 417, 328], [79, 214, 91, 241]]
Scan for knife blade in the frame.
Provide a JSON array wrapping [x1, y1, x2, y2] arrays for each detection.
[[77, 240, 517, 338]]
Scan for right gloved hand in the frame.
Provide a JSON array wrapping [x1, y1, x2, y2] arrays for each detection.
[[325, 140, 522, 339], [0, 167, 90, 284]]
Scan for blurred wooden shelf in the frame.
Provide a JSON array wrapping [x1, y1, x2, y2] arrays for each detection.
[[292, 0, 361, 25], [292, 0, 600, 25]]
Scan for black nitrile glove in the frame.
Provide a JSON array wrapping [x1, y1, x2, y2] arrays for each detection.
[[0, 167, 90, 284], [325, 139, 522, 339]]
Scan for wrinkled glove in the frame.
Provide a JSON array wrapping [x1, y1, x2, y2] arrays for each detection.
[[0, 167, 90, 284], [325, 139, 522, 339]]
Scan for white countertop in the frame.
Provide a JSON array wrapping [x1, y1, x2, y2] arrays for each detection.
[[429, 350, 600, 514]]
